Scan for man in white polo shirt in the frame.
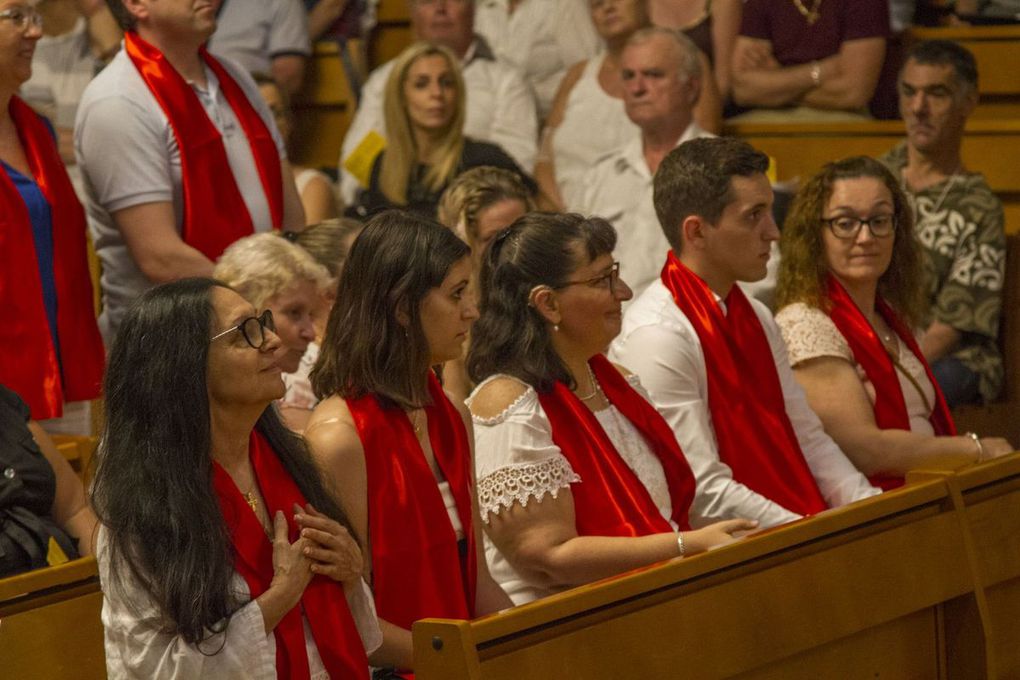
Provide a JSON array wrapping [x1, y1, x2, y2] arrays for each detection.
[[573, 27, 711, 300], [76, 0, 305, 341], [611, 137, 879, 529]]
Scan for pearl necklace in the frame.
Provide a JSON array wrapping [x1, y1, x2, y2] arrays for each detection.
[[574, 364, 602, 401]]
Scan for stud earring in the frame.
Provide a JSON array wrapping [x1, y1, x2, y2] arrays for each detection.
[[553, 324, 560, 332]]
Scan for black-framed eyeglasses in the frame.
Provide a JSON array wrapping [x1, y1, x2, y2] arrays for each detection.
[[0, 5, 42, 31], [558, 261, 621, 295], [209, 310, 275, 349], [822, 214, 897, 240]]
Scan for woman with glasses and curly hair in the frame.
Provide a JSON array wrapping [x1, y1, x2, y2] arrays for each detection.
[[305, 210, 512, 677], [92, 278, 379, 679], [466, 212, 755, 606], [775, 156, 1013, 490]]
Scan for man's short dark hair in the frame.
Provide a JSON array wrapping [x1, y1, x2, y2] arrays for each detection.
[[904, 40, 978, 93], [653, 137, 770, 251], [105, 0, 137, 31]]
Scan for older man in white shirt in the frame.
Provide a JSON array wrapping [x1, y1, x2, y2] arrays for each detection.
[[338, 0, 537, 205], [574, 27, 711, 299], [611, 137, 880, 530]]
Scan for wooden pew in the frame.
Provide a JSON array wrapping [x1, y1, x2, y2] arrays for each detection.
[[51, 435, 98, 484], [413, 474, 998, 678], [0, 557, 105, 680], [910, 25, 1020, 120], [290, 41, 358, 171], [724, 118, 1020, 234]]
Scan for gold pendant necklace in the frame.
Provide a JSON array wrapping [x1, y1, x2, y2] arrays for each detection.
[[792, 0, 822, 24], [244, 490, 259, 514]]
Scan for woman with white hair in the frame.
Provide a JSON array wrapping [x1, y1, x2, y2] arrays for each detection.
[[214, 233, 331, 432]]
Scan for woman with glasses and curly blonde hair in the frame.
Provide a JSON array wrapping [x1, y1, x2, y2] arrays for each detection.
[[775, 156, 1013, 490]]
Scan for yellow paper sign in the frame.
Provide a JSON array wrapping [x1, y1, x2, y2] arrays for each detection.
[[342, 130, 387, 188], [46, 536, 69, 567]]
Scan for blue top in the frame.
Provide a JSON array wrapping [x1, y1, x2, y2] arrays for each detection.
[[3, 160, 60, 358]]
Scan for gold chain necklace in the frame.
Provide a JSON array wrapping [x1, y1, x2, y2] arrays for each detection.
[[244, 490, 259, 514], [792, 0, 822, 24]]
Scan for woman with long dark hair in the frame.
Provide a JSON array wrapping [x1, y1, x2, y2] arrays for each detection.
[[467, 212, 755, 605], [92, 277, 379, 678], [306, 210, 512, 676], [775, 157, 1013, 489]]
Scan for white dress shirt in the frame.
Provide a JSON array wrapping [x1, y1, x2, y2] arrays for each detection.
[[573, 124, 712, 300], [337, 37, 537, 204], [610, 279, 881, 529], [474, 0, 599, 117]]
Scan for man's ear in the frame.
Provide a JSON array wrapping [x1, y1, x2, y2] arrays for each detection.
[[681, 215, 710, 252], [528, 285, 561, 326]]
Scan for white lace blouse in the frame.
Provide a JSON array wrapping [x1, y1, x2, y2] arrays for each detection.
[[468, 373, 675, 605], [775, 303, 936, 436]]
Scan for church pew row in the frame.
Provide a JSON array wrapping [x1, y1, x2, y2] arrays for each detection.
[[912, 25, 1020, 120], [2, 455, 1017, 679], [413, 453, 1020, 679], [52, 435, 98, 484], [0, 557, 105, 680]]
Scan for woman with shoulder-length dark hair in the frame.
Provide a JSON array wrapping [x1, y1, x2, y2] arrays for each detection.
[[305, 209, 512, 676], [92, 277, 379, 679], [775, 156, 1013, 490], [466, 212, 755, 605]]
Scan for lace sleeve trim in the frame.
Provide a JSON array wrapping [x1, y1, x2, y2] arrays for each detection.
[[776, 303, 853, 367], [468, 375, 537, 426], [477, 456, 581, 523]]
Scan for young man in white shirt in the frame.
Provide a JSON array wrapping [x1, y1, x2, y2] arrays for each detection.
[[611, 137, 879, 529]]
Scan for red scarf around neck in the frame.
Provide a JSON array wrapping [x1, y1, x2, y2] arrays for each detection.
[[660, 253, 827, 516], [536, 354, 695, 535], [211, 430, 369, 680], [0, 96, 104, 420], [124, 32, 283, 260], [346, 371, 477, 633], [825, 276, 956, 489]]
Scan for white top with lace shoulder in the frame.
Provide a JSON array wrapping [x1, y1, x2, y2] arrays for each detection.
[[775, 302, 935, 436], [467, 372, 674, 604]]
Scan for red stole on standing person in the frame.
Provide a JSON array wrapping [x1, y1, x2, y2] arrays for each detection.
[[825, 276, 956, 490], [347, 371, 477, 633], [211, 430, 369, 680], [0, 97, 104, 420], [536, 354, 695, 535], [660, 253, 827, 516], [124, 31, 283, 260]]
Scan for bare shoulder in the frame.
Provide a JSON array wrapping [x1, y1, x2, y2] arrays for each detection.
[[468, 376, 532, 421], [305, 396, 364, 466]]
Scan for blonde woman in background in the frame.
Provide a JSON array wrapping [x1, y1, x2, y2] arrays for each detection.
[[351, 42, 534, 219], [437, 166, 535, 403], [214, 233, 332, 432]]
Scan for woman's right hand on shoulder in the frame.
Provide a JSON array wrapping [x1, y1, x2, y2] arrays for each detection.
[[684, 518, 759, 554], [269, 510, 314, 601]]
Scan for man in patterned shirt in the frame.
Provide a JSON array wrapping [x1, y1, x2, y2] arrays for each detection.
[[880, 40, 1006, 407]]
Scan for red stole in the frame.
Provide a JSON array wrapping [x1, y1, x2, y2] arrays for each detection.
[[825, 276, 956, 489], [347, 372, 477, 633], [660, 253, 827, 515], [536, 354, 695, 535], [123, 32, 283, 260], [0, 97, 104, 420], [212, 430, 369, 680]]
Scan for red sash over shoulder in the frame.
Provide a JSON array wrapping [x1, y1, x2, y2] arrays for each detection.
[[212, 430, 369, 680], [124, 32, 283, 259], [661, 253, 827, 516], [536, 354, 695, 535], [825, 276, 956, 490], [347, 372, 477, 632], [0, 97, 104, 419]]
